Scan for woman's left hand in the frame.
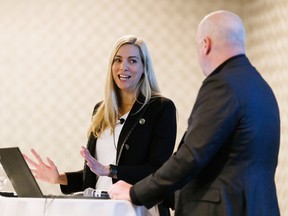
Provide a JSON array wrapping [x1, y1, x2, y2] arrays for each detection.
[[80, 146, 110, 176]]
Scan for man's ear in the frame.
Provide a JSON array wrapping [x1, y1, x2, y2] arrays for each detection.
[[203, 37, 211, 55]]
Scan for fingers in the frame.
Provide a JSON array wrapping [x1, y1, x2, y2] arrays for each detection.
[[24, 149, 53, 169], [80, 146, 108, 176], [30, 169, 39, 178], [80, 147, 95, 163], [80, 146, 88, 153], [23, 154, 38, 167], [108, 181, 132, 201], [47, 157, 56, 167], [80, 147, 90, 160], [85, 153, 95, 163], [80, 146, 92, 157], [31, 149, 44, 164], [80, 146, 85, 157]]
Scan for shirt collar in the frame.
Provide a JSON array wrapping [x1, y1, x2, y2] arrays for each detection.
[[208, 54, 245, 77]]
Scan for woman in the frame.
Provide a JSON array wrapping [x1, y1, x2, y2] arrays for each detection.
[[24, 35, 177, 215]]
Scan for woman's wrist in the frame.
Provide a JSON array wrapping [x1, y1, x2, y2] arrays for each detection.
[[57, 174, 68, 185], [108, 164, 118, 179]]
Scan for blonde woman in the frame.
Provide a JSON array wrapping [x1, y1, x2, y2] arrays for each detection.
[[25, 35, 177, 216]]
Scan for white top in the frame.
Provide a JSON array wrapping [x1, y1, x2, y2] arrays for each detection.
[[95, 113, 129, 190]]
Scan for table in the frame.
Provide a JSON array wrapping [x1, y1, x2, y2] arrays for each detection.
[[0, 196, 156, 216]]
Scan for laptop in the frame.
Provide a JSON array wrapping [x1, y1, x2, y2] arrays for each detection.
[[0, 147, 109, 199]]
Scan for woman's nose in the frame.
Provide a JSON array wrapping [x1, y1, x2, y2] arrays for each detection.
[[120, 60, 128, 70]]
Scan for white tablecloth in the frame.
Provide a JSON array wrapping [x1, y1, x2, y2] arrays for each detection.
[[0, 196, 153, 216]]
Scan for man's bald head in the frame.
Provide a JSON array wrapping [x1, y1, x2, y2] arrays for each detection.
[[196, 10, 246, 76], [198, 10, 245, 50]]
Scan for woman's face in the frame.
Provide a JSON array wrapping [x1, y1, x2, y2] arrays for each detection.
[[112, 44, 144, 93]]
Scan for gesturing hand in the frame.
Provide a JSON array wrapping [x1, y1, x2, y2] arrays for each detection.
[[80, 146, 110, 176], [23, 149, 62, 184]]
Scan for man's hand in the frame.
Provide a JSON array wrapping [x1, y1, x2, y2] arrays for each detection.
[[108, 180, 132, 201]]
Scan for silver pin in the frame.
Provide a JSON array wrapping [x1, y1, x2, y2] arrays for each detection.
[[125, 144, 129, 150], [139, 118, 145, 125]]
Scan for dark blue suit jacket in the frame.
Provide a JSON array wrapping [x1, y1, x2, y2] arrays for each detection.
[[61, 94, 177, 194], [131, 55, 280, 216]]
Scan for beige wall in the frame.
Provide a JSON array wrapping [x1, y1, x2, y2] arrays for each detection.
[[0, 0, 287, 215]]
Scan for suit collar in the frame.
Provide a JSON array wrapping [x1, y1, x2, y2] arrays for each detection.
[[208, 54, 247, 77]]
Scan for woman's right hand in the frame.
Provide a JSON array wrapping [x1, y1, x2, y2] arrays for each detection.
[[23, 149, 67, 185]]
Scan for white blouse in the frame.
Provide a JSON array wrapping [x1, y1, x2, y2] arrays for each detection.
[[95, 113, 129, 190]]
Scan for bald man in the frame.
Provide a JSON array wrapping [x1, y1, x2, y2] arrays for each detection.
[[109, 10, 280, 216]]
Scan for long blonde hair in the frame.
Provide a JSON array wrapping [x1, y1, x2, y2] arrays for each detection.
[[88, 35, 161, 137]]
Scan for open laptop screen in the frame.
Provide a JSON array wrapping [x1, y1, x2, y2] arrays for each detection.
[[0, 147, 44, 197], [0, 147, 110, 199]]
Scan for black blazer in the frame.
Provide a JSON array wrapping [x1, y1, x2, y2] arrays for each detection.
[[61, 94, 177, 194], [130, 55, 280, 216]]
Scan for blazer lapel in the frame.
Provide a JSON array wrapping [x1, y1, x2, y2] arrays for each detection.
[[116, 94, 147, 164]]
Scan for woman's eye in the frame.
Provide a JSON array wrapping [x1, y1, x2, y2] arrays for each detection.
[[113, 58, 121, 63], [130, 59, 137, 64]]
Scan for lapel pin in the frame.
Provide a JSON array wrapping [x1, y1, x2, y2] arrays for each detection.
[[139, 118, 145, 125], [125, 144, 130, 150]]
